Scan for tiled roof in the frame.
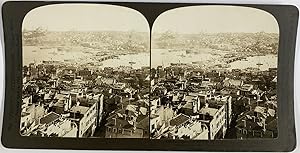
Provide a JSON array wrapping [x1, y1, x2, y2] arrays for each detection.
[[266, 118, 277, 131], [182, 102, 193, 110], [170, 114, 189, 127], [40, 112, 60, 125], [136, 116, 149, 130]]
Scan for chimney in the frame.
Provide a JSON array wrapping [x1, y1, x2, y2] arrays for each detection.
[[113, 118, 117, 126], [124, 114, 127, 121], [257, 94, 261, 101], [243, 120, 247, 128], [205, 103, 209, 108]]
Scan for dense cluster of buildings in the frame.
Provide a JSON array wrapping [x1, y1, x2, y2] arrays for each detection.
[[21, 61, 150, 138], [153, 32, 278, 54], [23, 30, 149, 53], [150, 63, 277, 140], [21, 29, 278, 140]]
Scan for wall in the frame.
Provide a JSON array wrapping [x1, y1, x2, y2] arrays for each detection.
[[209, 105, 226, 139], [78, 103, 97, 137]]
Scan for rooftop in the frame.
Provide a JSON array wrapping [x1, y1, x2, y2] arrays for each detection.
[[170, 114, 189, 127], [236, 119, 263, 131], [185, 95, 196, 103], [136, 116, 149, 130], [105, 118, 133, 130], [70, 105, 90, 115], [266, 118, 277, 131], [199, 107, 218, 116], [54, 94, 67, 100], [182, 102, 193, 110], [40, 112, 60, 125]]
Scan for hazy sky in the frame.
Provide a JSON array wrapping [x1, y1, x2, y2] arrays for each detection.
[[153, 6, 279, 34], [23, 4, 149, 32]]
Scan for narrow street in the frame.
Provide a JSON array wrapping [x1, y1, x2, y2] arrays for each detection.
[[92, 114, 108, 138], [224, 114, 238, 139]]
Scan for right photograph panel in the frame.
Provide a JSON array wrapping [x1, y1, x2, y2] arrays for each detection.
[[150, 6, 279, 140]]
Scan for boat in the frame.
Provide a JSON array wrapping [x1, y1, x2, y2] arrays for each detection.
[[178, 54, 186, 57], [241, 57, 248, 61], [129, 61, 136, 65], [49, 51, 58, 55], [257, 63, 263, 66], [192, 61, 202, 64], [57, 47, 63, 51], [223, 64, 231, 68], [186, 50, 192, 54], [40, 47, 51, 49], [168, 49, 179, 52], [84, 51, 91, 54]]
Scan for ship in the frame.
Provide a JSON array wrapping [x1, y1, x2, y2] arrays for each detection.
[[49, 51, 58, 55], [192, 61, 202, 65], [168, 49, 179, 52], [129, 61, 136, 65], [40, 47, 52, 49], [178, 54, 186, 57], [186, 49, 192, 54], [57, 47, 63, 51]]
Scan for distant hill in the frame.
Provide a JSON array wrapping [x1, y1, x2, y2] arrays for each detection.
[[152, 31, 279, 54], [22, 30, 150, 53], [23, 29, 279, 54]]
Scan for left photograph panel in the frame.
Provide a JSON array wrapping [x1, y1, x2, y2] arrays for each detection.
[[21, 4, 150, 138]]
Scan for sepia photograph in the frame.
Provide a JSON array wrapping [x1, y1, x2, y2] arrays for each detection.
[[20, 4, 279, 140], [2, 1, 298, 151], [150, 6, 279, 140], [21, 4, 150, 138]]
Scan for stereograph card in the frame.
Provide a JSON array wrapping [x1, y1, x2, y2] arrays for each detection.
[[0, 1, 298, 152]]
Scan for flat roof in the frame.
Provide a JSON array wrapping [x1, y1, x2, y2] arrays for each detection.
[[70, 105, 89, 115], [199, 107, 218, 116]]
